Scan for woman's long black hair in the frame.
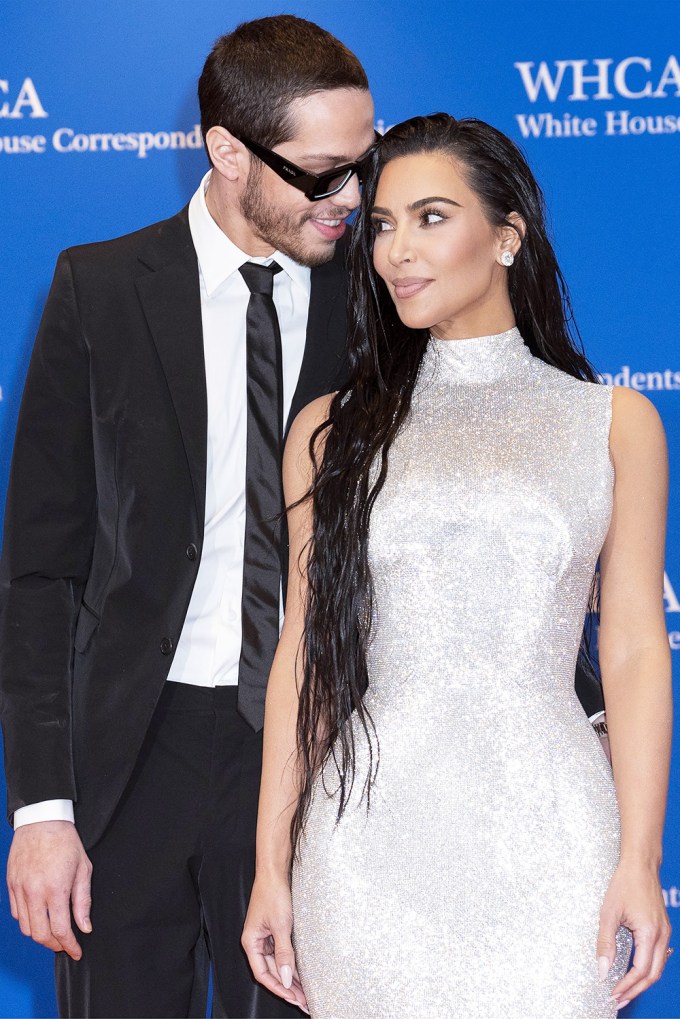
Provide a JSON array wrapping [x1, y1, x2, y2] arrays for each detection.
[[291, 114, 600, 852]]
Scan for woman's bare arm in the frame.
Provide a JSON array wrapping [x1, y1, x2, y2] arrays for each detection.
[[242, 393, 333, 1010], [597, 385, 672, 1008]]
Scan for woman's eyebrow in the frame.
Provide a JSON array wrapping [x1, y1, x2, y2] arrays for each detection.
[[371, 196, 462, 216], [409, 196, 462, 210]]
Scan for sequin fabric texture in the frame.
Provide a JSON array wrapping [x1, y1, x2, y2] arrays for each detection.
[[292, 328, 632, 1018]]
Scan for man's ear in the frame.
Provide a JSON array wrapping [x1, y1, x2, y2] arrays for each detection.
[[205, 126, 248, 183], [498, 211, 526, 262]]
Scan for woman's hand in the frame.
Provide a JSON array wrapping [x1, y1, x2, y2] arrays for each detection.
[[242, 873, 308, 1014], [597, 860, 672, 1009]]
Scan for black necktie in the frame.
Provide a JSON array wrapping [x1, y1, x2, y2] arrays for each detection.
[[238, 261, 284, 731]]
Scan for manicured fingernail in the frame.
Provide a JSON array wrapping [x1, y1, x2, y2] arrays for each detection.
[[83, 918, 92, 933], [617, 1002, 630, 1011], [280, 964, 293, 989], [597, 955, 610, 981]]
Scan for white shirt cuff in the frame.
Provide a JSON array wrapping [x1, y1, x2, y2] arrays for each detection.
[[13, 800, 75, 829]]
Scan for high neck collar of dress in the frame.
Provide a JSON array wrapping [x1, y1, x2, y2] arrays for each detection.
[[425, 326, 532, 383]]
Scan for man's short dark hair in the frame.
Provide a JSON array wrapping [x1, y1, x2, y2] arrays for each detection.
[[198, 15, 369, 155]]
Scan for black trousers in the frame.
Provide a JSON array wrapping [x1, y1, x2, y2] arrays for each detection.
[[55, 682, 301, 1019]]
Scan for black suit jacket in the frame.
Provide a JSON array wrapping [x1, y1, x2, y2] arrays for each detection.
[[0, 207, 348, 848]]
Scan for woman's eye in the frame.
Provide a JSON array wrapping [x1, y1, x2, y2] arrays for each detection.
[[422, 211, 445, 225], [372, 219, 393, 233]]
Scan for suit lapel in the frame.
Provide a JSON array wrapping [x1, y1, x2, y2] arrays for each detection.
[[135, 210, 207, 525], [132, 210, 347, 519]]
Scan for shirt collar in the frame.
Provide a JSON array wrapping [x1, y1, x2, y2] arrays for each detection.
[[188, 170, 311, 299]]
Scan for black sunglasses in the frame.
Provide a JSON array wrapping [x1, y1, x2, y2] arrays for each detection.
[[239, 135, 377, 201]]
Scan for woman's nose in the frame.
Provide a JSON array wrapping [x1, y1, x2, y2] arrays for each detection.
[[387, 226, 415, 266]]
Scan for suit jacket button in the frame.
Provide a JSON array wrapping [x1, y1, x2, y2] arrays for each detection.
[[160, 637, 174, 655], [186, 543, 198, 561]]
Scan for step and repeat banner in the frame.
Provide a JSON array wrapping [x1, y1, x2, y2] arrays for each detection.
[[1, 1, 678, 1016]]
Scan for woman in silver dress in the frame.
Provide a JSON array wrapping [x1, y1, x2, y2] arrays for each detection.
[[243, 115, 672, 1018]]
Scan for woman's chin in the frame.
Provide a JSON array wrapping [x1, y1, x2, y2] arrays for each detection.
[[395, 311, 438, 332]]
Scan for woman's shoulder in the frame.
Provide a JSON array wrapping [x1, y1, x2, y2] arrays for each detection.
[[605, 387, 668, 522], [611, 383, 661, 415], [283, 393, 337, 485], [607, 387, 664, 478], [609, 385, 667, 464], [287, 393, 336, 449]]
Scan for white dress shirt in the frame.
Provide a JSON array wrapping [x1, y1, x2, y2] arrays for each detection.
[[166, 171, 310, 687], [14, 171, 312, 828]]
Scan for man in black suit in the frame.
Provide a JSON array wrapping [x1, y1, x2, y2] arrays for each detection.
[[0, 16, 375, 1017]]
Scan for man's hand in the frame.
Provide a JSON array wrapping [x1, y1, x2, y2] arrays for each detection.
[[7, 820, 92, 960]]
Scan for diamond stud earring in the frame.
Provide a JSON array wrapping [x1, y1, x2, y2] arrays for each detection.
[[500, 251, 514, 267]]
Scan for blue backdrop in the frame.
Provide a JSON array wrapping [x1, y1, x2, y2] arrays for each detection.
[[1, 1, 678, 1015]]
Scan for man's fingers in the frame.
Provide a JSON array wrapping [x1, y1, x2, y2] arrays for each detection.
[[71, 859, 93, 934], [14, 890, 32, 938], [6, 820, 92, 956], [47, 896, 83, 961], [25, 894, 62, 952], [17, 893, 78, 956], [7, 883, 19, 922], [51, 930, 82, 960], [24, 879, 82, 958]]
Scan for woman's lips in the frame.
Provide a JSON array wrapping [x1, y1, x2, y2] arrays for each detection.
[[392, 278, 432, 299]]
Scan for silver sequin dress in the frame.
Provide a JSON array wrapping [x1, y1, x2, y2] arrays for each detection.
[[292, 328, 632, 1018]]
